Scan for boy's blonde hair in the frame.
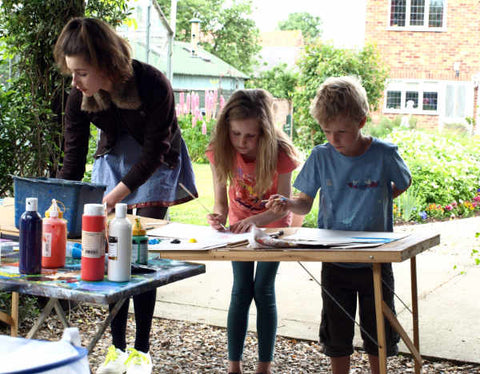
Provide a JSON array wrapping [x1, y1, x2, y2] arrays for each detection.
[[310, 76, 369, 125], [210, 89, 298, 196]]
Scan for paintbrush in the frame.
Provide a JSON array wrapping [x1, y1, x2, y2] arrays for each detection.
[[178, 183, 228, 231]]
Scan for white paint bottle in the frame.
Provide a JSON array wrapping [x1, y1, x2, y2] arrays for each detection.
[[107, 203, 132, 282]]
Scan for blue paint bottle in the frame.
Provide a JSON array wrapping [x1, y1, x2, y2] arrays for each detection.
[[19, 197, 43, 274]]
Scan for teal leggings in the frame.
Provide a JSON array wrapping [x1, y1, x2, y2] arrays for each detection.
[[227, 261, 279, 362]]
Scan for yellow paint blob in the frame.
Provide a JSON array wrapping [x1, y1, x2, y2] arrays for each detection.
[[188, 238, 197, 243]]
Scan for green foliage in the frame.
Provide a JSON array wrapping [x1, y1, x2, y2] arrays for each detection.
[[387, 129, 480, 221], [0, 1, 131, 197], [246, 63, 298, 100], [278, 12, 322, 41], [293, 42, 389, 152], [0, 293, 39, 329], [394, 188, 420, 222], [157, 0, 260, 75], [177, 115, 214, 163]]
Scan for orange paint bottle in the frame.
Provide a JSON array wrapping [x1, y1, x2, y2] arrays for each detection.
[[42, 199, 67, 268], [81, 204, 106, 281]]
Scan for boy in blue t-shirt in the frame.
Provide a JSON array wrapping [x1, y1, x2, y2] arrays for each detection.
[[267, 76, 411, 374]]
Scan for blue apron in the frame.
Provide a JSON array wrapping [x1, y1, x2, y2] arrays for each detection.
[[92, 132, 197, 209]]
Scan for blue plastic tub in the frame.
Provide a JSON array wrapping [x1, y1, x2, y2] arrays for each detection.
[[13, 176, 106, 238]]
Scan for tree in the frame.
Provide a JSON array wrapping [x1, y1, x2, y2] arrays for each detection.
[[246, 63, 298, 100], [157, 0, 260, 75], [293, 42, 389, 151], [278, 12, 322, 41], [0, 0, 130, 196]]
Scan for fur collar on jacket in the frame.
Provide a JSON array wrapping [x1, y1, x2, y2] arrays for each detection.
[[81, 75, 141, 113]]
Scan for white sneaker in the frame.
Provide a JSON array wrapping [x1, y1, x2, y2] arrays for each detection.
[[125, 348, 153, 374], [97, 345, 128, 374]]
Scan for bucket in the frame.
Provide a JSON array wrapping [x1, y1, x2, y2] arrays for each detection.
[[13, 176, 106, 238]]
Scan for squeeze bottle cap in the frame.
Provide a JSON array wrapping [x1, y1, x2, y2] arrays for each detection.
[[132, 217, 146, 236], [83, 203, 105, 216], [25, 197, 38, 212], [45, 199, 63, 218], [115, 203, 127, 218]]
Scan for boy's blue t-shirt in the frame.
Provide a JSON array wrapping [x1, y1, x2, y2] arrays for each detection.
[[294, 138, 411, 234]]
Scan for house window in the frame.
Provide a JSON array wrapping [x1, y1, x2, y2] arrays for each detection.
[[384, 81, 439, 114], [390, 0, 445, 29], [386, 91, 401, 109]]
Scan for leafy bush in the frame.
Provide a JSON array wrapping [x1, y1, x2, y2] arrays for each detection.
[[293, 42, 389, 152], [178, 114, 215, 163], [388, 129, 480, 221]]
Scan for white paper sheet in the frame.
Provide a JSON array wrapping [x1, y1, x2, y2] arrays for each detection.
[[147, 222, 251, 250]]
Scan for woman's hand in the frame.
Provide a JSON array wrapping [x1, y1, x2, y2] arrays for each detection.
[[102, 182, 131, 213], [207, 213, 228, 231]]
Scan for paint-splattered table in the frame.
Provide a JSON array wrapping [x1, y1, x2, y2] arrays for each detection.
[[0, 254, 205, 353]]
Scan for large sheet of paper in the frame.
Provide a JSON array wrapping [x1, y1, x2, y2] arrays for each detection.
[[147, 222, 251, 250], [250, 227, 408, 250]]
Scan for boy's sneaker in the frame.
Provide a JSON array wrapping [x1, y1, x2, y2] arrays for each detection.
[[97, 345, 128, 374], [125, 348, 153, 374]]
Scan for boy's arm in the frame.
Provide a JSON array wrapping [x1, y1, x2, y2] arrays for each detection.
[[392, 179, 412, 199], [266, 191, 314, 216]]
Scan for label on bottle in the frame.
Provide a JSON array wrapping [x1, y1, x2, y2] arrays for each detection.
[[42, 232, 52, 257], [108, 236, 118, 260], [132, 236, 148, 265], [82, 230, 105, 258]]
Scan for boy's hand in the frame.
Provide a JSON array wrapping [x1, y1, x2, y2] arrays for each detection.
[[207, 213, 228, 231], [265, 194, 290, 214]]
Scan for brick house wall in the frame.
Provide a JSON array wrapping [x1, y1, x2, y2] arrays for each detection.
[[365, 0, 480, 130]]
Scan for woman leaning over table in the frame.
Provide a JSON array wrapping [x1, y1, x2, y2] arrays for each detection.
[[54, 17, 197, 374]]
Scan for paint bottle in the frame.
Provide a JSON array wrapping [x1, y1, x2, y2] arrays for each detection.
[[132, 217, 149, 265], [42, 199, 67, 268], [19, 197, 43, 274], [81, 203, 106, 281], [108, 203, 132, 282]]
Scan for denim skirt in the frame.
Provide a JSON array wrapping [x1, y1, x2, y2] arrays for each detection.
[[92, 132, 197, 209]]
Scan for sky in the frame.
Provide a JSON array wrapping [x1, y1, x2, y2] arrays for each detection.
[[249, 0, 367, 49]]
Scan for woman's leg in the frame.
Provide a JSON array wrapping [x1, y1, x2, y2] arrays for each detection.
[[129, 205, 167, 353], [228, 261, 255, 372], [254, 261, 279, 372], [132, 289, 157, 353], [110, 298, 130, 351]]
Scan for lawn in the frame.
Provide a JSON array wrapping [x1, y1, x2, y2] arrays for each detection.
[[168, 163, 214, 225]]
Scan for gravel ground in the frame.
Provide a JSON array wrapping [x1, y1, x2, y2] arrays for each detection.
[[7, 303, 479, 374]]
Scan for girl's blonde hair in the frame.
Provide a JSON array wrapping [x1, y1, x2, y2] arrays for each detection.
[[310, 76, 369, 125], [210, 89, 298, 196], [54, 17, 132, 82]]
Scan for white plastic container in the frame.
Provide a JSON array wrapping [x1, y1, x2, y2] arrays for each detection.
[[107, 203, 132, 282]]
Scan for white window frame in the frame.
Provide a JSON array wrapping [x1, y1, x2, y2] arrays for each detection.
[[384, 79, 440, 115], [388, 0, 447, 32]]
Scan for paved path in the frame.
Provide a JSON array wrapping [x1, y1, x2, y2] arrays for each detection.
[[152, 217, 480, 364]]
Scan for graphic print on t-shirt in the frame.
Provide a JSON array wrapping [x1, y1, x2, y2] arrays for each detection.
[[233, 166, 266, 212], [347, 179, 379, 190]]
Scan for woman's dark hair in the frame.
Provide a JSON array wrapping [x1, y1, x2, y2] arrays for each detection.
[[54, 17, 132, 82]]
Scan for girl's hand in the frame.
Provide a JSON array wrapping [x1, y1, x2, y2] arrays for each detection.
[[265, 194, 290, 214], [207, 213, 227, 231], [229, 219, 254, 234]]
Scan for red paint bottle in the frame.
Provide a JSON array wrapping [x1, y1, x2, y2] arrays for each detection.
[[42, 199, 67, 268], [81, 204, 106, 281]]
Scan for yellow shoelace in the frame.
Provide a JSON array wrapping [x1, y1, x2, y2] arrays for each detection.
[[104, 345, 120, 365], [125, 348, 150, 366]]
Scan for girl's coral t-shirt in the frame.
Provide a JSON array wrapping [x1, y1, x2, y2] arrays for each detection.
[[206, 149, 297, 227]]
